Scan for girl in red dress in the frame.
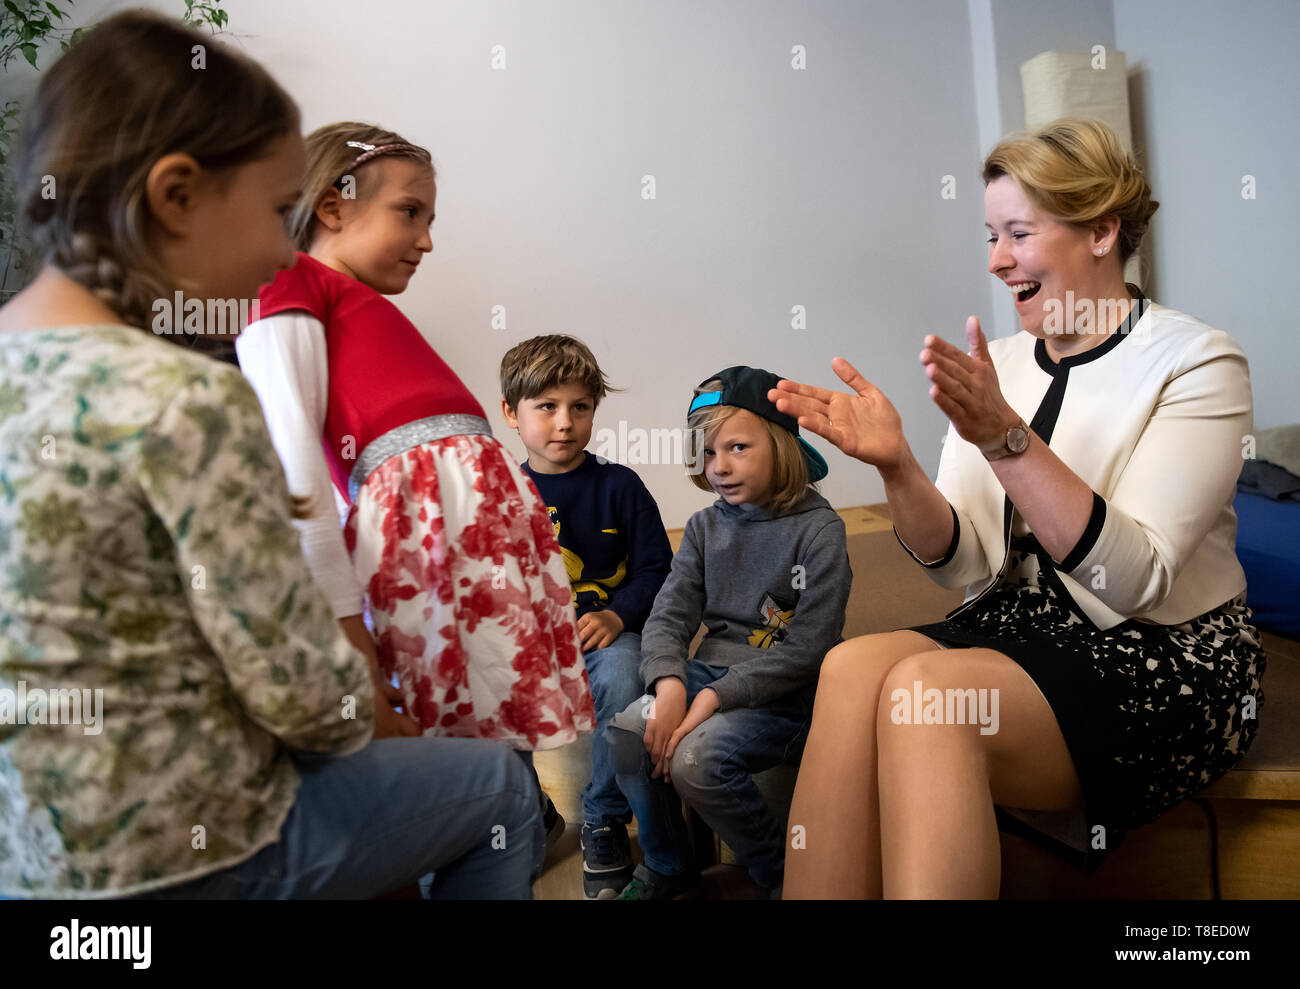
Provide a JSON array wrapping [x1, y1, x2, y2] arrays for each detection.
[[237, 123, 594, 764]]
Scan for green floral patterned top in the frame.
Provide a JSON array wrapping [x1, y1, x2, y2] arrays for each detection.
[[0, 324, 375, 898]]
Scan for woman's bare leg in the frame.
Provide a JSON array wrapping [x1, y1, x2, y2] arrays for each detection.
[[783, 631, 943, 899], [876, 647, 1083, 899]]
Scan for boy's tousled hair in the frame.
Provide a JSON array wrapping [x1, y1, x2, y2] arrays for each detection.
[[687, 379, 811, 517], [17, 10, 300, 333], [289, 122, 433, 251], [499, 334, 617, 411]]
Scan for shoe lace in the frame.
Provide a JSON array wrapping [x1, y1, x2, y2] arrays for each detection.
[[588, 826, 620, 857]]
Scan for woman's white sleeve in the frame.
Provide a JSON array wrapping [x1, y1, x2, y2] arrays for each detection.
[[1060, 330, 1253, 616], [236, 312, 366, 618]]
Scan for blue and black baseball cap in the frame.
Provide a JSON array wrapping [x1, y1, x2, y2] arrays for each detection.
[[687, 365, 829, 482]]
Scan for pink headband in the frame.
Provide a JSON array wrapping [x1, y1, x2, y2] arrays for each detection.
[[343, 140, 430, 172]]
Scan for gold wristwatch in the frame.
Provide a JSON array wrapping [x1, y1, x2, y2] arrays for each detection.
[[979, 418, 1030, 461]]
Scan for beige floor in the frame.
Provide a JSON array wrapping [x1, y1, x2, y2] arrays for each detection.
[[533, 822, 771, 900]]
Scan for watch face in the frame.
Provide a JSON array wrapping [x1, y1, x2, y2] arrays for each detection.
[[1007, 426, 1029, 453]]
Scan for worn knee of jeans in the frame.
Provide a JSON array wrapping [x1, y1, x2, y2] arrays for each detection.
[[668, 737, 718, 797]]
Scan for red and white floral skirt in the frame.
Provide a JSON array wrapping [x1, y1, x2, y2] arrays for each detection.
[[343, 433, 593, 750]]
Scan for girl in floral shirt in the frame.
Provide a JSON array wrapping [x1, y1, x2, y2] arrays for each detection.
[[0, 11, 541, 899]]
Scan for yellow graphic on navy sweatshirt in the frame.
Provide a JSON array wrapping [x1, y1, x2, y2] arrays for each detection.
[[548, 507, 627, 604], [748, 593, 795, 648]]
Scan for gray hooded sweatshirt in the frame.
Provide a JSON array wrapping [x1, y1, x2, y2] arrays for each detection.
[[640, 488, 852, 711]]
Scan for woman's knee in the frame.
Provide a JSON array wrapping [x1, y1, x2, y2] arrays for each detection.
[[817, 632, 928, 703], [820, 634, 878, 683], [878, 649, 948, 695], [875, 649, 968, 736]]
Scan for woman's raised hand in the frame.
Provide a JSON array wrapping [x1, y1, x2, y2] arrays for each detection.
[[769, 357, 907, 472], [921, 316, 1018, 448]]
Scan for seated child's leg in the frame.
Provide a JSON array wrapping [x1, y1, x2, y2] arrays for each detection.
[[668, 680, 816, 892], [581, 631, 642, 826], [141, 737, 544, 900], [606, 696, 696, 878]]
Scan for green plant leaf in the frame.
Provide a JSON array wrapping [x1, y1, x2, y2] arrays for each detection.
[[20, 42, 36, 67]]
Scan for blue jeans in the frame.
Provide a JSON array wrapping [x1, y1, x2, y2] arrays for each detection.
[[581, 632, 645, 826], [607, 660, 814, 890], [140, 736, 543, 899]]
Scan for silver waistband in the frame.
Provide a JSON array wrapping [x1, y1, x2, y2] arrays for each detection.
[[348, 413, 493, 502]]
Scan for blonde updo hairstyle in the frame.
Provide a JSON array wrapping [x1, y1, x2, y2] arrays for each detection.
[[981, 117, 1159, 265]]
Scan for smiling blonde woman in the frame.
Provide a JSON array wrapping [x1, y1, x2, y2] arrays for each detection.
[[773, 118, 1266, 899]]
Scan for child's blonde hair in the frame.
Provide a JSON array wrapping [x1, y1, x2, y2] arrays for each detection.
[[687, 379, 811, 517], [289, 122, 434, 251], [499, 334, 618, 411], [17, 10, 300, 333], [982, 117, 1158, 265]]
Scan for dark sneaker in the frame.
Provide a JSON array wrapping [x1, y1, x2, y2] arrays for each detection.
[[580, 823, 634, 900], [615, 863, 701, 900], [542, 795, 566, 853]]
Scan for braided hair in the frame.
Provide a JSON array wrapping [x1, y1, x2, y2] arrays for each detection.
[[16, 10, 299, 343]]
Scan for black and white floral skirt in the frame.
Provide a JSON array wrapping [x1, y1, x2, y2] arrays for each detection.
[[909, 574, 1267, 873]]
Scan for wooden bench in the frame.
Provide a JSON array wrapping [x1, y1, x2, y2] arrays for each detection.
[[535, 504, 1300, 897]]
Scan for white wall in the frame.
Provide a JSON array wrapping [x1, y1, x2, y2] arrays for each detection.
[[249, 0, 998, 527], [986, 0, 1117, 137], [25, 0, 990, 526], [967, 0, 1118, 342], [4, 0, 1295, 524], [1115, 0, 1299, 431]]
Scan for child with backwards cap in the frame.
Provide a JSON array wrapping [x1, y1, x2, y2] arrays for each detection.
[[607, 366, 852, 899]]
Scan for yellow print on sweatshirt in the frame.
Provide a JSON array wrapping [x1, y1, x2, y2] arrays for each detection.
[[548, 507, 627, 604], [748, 593, 795, 649]]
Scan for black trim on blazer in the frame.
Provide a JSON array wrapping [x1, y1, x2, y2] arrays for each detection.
[[895, 503, 961, 569], [946, 288, 1149, 623], [1059, 491, 1108, 573], [1032, 285, 1148, 377]]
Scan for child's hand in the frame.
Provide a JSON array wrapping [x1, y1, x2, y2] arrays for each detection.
[[339, 613, 420, 738], [661, 688, 719, 781], [577, 609, 623, 651], [644, 677, 686, 778], [373, 675, 422, 739]]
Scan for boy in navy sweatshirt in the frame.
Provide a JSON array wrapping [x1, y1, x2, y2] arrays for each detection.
[[501, 335, 673, 898]]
